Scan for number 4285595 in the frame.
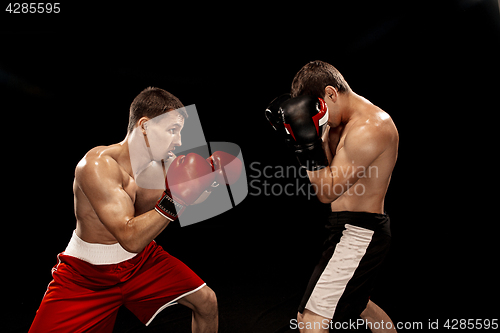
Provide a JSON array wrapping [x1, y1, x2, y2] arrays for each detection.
[[6, 3, 60, 13]]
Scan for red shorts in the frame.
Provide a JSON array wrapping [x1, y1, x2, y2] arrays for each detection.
[[29, 240, 205, 333]]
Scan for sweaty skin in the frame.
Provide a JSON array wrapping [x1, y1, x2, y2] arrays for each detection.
[[298, 87, 399, 333], [73, 111, 184, 253], [70, 109, 219, 332], [307, 87, 399, 214]]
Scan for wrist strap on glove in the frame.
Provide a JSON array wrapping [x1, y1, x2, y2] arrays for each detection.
[[155, 191, 185, 221]]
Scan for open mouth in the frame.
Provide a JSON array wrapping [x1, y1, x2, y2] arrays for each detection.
[[167, 150, 175, 158]]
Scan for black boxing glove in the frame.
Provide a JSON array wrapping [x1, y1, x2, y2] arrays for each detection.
[[265, 93, 292, 144], [280, 95, 329, 171]]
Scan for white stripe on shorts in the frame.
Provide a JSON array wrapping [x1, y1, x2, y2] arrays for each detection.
[[305, 223, 374, 319]]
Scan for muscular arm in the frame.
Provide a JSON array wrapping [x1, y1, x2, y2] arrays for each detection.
[[307, 124, 389, 204], [76, 156, 169, 253]]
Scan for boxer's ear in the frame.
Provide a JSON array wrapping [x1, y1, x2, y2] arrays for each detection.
[[137, 117, 151, 148], [137, 117, 150, 135], [324, 86, 338, 103]]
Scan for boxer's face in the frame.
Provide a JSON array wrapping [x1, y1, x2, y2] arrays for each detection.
[[142, 110, 185, 161]]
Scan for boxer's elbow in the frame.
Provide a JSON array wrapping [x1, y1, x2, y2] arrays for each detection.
[[317, 194, 332, 204], [120, 239, 142, 254], [116, 220, 143, 253], [316, 190, 337, 204]]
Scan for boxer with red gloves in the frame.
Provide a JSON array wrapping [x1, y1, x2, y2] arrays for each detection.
[[207, 150, 243, 186], [155, 153, 216, 221], [155, 150, 243, 220], [29, 87, 219, 333]]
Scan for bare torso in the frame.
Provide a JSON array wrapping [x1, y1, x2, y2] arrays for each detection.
[[322, 102, 398, 213], [73, 143, 164, 244]]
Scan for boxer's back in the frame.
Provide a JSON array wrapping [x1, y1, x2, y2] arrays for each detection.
[[324, 101, 398, 213]]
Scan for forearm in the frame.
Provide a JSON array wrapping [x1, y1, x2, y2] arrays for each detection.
[[307, 167, 338, 204], [120, 210, 170, 253]]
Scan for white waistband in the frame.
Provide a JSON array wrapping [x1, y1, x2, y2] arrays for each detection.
[[63, 231, 137, 265]]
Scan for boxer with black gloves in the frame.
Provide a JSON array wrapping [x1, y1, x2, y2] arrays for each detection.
[[266, 94, 329, 170], [265, 93, 291, 135], [267, 61, 399, 333], [280, 95, 329, 171]]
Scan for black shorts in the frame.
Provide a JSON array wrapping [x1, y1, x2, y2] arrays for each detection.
[[298, 211, 391, 321]]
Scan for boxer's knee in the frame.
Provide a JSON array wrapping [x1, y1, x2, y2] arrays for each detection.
[[177, 285, 217, 318], [193, 286, 218, 317]]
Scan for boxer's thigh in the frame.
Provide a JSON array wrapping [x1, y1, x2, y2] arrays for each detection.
[[29, 277, 122, 333], [122, 244, 205, 326]]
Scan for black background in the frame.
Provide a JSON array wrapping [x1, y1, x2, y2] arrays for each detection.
[[2, 1, 499, 332]]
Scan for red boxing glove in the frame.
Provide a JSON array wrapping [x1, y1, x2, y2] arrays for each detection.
[[155, 153, 216, 221], [207, 151, 243, 186]]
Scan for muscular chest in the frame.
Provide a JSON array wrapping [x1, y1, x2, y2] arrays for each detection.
[[128, 162, 166, 216], [133, 186, 163, 216], [121, 172, 157, 216]]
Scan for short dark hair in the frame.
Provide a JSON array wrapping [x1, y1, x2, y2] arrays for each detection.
[[127, 87, 187, 133], [291, 60, 350, 98]]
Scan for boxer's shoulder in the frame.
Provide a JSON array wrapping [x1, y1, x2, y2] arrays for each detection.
[[75, 144, 130, 191], [344, 106, 397, 151]]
